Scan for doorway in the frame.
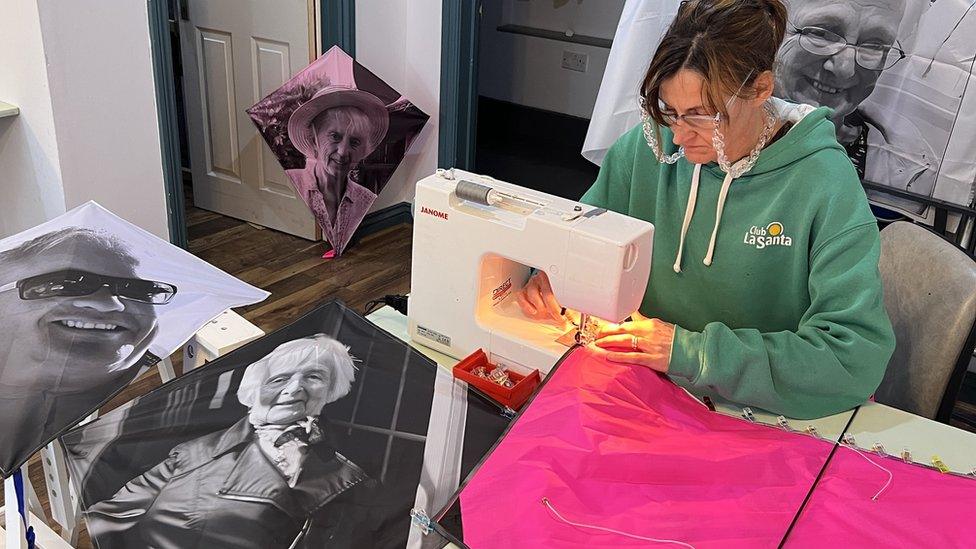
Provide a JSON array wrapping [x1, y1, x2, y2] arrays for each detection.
[[440, 0, 625, 200], [151, 0, 355, 248]]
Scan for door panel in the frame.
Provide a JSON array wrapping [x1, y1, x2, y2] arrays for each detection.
[[252, 38, 296, 197], [180, 0, 318, 240]]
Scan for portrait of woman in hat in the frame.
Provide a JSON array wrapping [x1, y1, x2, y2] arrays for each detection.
[[286, 85, 390, 256], [247, 46, 430, 256]]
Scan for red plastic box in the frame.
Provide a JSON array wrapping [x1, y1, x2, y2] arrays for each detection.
[[452, 349, 541, 411]]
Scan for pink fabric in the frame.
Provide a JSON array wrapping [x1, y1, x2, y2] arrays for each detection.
[[322, 249, 337, 259], [288, 165, 377, 256], [457, 348, 833, 548], [786, 449, 976, 547]]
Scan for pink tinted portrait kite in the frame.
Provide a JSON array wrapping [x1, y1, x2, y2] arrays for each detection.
[[247, 46, 429, 256], [0, 202, 268, 477]]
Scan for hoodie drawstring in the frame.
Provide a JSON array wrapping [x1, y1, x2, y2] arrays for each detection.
[[673, 166, 736, 272], [704, 171, 735, 266], [672, 164, 702, 273]]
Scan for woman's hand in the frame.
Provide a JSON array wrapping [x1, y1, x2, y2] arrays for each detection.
[[516, 271, 565, 323], [589, 311, 675, 373]]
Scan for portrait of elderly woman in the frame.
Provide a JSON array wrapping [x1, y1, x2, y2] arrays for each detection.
[[286, 85, 390, 256], [85, 334, 370, 548], [0, 227, 170, 475], [248, 46, 430, 257]]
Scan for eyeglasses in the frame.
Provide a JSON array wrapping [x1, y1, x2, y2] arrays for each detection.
[[658, 106, 721, 130], [0, 269, 177, 305], [787, 23, 906, 71], [656, 69, 754, 130]]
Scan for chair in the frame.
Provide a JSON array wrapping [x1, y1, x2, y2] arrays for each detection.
[[875, 221, 976, 422]]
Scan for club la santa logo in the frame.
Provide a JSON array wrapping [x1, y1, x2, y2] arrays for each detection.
[[743, 222, 792, 249]]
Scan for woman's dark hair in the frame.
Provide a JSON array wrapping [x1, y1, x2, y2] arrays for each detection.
[[641, 0, 787, 125]]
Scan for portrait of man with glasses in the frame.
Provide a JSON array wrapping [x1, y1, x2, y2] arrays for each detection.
[[0, 227, 174, 471], [775, 0, 908, 177]]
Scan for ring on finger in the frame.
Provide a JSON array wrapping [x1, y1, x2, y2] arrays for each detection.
[[631, 335, 640, 352]]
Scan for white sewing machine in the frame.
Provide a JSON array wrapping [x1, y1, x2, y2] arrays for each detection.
[[408, 169, 654, 374]]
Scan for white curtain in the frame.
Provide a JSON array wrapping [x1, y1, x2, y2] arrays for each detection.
[[582, 0, 681, 166]]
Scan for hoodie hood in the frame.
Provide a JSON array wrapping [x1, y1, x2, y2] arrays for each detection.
[[671, 98, 836, 272], [704, 98, 839, 178]]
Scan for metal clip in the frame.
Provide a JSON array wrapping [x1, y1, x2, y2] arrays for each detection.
[[901, 448, 912, 463], [776, 415, 793, 431], [842, 433, 857, 447], [931, 456, 950, 474], [871, 442, 887, 457], [805, 425, 821, 438], [410, 508, 433, 535], [741, 407, 756, 422]]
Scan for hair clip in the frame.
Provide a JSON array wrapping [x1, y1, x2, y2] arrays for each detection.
[[775, 415, 793, 431], [931, 456, 950, 474], [901, 448, 912, 463], [871, 442, 887, 457], [741, 407, 756, 422], [410, 508, 433, 535]]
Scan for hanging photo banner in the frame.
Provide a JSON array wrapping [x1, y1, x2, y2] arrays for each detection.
[[0, 202, 268, 478], [62, 300, 512, 549], [776, 0, 975, 225], [247, 46, 430, 256], [584, 0, 976, 224]]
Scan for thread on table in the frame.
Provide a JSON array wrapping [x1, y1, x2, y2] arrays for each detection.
[[840, 444, 893, 501], [541, 497, 695, 548]]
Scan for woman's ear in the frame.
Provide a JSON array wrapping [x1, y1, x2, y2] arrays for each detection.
[[752, 70, 775, 104]]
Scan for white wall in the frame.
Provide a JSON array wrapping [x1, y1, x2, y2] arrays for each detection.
[[479, 0, 626, 118], [37, 0, 171, 240], [0, 1, 170, 241], [0, 0, 66, 239], [357, 0, 442, 210]]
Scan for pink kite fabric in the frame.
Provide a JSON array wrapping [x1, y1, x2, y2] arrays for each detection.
[[456, 348, 833, 548], [786, 448, 976, 548]]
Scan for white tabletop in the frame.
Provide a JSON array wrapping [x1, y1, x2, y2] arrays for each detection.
[[704, 394, 856, 442], [368, 306, 976, 475], [844, 400, 976, 474], [368, 306, 852, 440]]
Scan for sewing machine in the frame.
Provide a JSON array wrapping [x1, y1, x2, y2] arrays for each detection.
[[408, 169, 654, 374]]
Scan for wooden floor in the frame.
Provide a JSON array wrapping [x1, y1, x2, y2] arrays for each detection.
[[11, 200, 412, 547], [7, 198, 976, 546]]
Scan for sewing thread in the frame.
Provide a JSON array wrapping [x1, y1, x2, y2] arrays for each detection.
[[541, 497, 695, 548]]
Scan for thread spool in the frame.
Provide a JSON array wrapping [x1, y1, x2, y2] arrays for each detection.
[[455, 179, 496, 206]]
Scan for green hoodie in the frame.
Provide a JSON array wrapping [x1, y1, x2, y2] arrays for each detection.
[[581, 100, 895, 419]]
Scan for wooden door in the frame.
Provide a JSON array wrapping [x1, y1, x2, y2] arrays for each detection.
[[180, 0, 320, 239]]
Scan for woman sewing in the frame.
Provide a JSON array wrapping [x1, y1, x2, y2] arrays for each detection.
[[518, 0, 894, 420]]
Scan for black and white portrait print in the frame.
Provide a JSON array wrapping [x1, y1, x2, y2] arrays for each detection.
[[247, 46, 430, 257], [0, 202, 267, 477], [62, 300, 512, 549], [759, 0, 975, 220]]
